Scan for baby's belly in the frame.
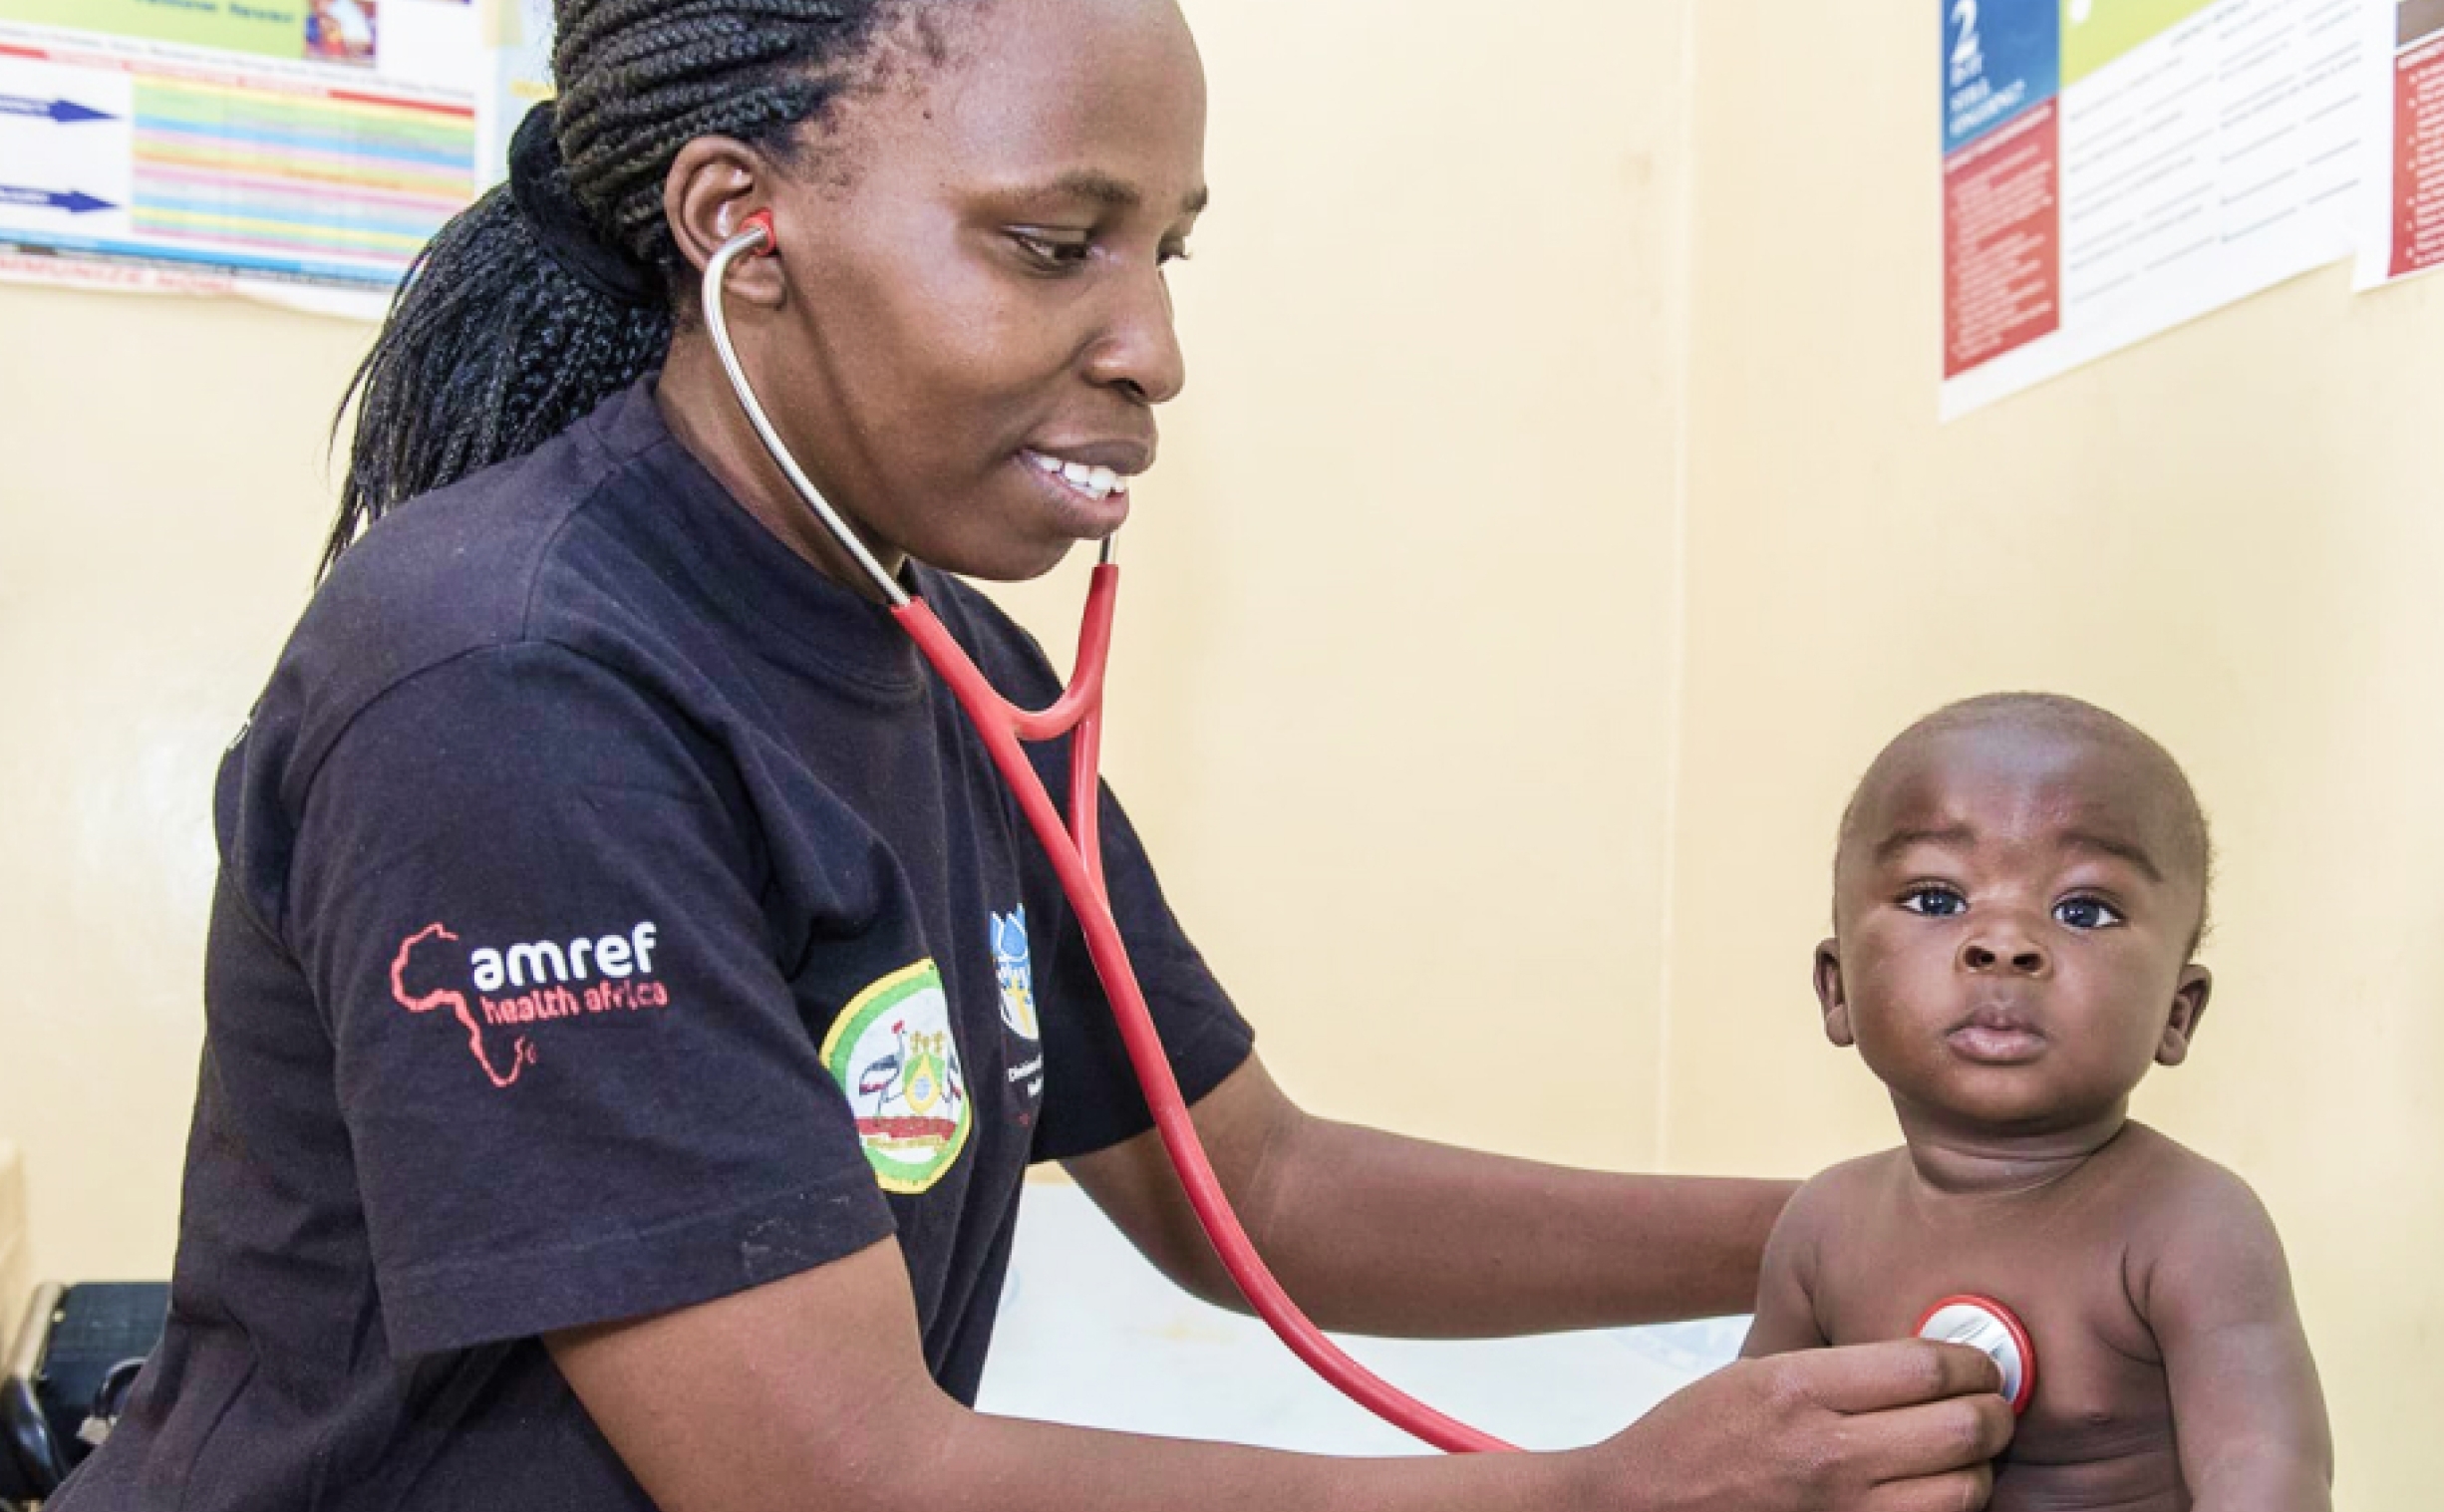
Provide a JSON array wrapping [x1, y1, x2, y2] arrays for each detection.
[[1992, 1439, 2185, 1511]]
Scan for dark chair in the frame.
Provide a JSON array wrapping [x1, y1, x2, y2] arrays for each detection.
[[2, 1282, 168, 1508]]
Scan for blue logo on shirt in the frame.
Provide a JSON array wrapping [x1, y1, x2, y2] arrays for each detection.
[[992, 907, 1039, 1042]]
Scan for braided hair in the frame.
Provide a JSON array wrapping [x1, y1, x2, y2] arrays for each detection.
[[323, 0, 922, 577]]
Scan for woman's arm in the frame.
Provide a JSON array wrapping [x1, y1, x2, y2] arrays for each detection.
[[549, 1229, 2013, 1512], [1064, 1056, 1794, 1336]]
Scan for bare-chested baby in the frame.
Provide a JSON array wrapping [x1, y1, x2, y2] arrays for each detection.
[[1742, 694, 2331, 1511]]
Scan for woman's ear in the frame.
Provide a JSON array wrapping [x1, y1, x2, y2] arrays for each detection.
[[2156, 964, 2212, 1066], [663, 137, 785, 306], [1815, 938, 1854, 1048]]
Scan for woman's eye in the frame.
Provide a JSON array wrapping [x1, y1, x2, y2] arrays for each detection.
[[1898, 886, 1967, 918], [2053, 896, 2125, 930], [1011, 230, 1090, 269], [1159, 240, 1193, 266]]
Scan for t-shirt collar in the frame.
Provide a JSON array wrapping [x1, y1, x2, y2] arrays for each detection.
[[590, 377, 929, 698]]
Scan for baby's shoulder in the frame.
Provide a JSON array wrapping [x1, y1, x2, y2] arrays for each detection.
[[1809, 1145, 1910, 1190], [2100, 1121, 2262, 1211], [2105, 1122, 2286, 1286], [1780, 1146, 1911, 1234]]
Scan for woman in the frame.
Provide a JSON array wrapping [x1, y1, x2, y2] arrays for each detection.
[[55, 2, 2010, 1508]]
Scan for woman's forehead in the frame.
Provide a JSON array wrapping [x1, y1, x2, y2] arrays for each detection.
[[846, 0, 1206, 193]]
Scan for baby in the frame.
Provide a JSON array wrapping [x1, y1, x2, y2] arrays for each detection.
[[1742, 694, 2331, 1511]]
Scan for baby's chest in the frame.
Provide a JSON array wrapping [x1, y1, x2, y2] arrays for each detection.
[[1815, 1236, 2172, 1457]]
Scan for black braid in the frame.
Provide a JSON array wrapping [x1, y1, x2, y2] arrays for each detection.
[[323, 0, 918, 579]]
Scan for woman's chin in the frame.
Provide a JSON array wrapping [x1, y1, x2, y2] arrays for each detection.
[[925, 533, 1086, 584]]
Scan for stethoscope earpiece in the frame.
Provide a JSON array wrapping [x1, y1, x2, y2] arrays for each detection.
[[1916, 1294, 2037, 1415], [738, 208, 776, 258]]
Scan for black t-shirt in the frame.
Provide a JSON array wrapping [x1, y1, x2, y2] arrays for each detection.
[[54, 380, 1254, 1511]]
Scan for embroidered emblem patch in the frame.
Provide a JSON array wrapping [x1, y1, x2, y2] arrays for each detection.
[[822, 961, 973, 1194]]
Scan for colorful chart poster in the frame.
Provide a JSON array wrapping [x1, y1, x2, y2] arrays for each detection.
[[2357, 0, 2444, 283], [0, 0, 530, 318], [1944, 0, 2371, 418]]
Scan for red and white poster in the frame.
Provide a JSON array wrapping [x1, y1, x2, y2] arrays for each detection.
[[1944, 0, 2372, 419], [1946, 99, 2062, 380], [2360, 0, 2444, 283]]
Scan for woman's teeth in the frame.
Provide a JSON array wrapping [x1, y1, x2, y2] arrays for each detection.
[[1025, 450, 1125, 501]]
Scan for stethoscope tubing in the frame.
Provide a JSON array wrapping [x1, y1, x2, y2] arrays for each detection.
[[702, 215, 1516, 1454]]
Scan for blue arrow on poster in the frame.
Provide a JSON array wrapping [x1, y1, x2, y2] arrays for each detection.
[[0, 185, 117, 213], [0, 95, 115, 125]]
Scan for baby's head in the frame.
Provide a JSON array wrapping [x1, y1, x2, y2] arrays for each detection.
[[1817, 694, 2214, 1141]]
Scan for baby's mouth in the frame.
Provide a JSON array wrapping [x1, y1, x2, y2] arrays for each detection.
[[1947, 1004, 2048, 1064]]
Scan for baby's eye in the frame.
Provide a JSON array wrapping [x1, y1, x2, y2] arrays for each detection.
[[2053, 896, 2125, 930], [1898, 886, 1967, 918]]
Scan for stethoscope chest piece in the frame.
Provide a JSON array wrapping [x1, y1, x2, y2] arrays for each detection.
[[1916, 1294, 2037, 1415]]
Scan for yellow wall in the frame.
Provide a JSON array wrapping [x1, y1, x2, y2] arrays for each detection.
[[3, 0, 2434, 1502], [0, 288, 374, 1282], [0, 1143, 28, 1330], [1661, 6, 2444, 1507]]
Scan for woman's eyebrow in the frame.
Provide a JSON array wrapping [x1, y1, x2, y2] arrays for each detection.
[[1032, 168, 1209, 216]]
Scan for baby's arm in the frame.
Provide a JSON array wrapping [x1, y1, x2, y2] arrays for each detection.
[[2141, 1163, 2333, 1510], [1739, 1175, 1832, 1358]]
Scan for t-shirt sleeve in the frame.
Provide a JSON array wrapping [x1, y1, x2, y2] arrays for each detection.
[[1026, 773, 1255, 1162], [285, 642, 895, 1358]]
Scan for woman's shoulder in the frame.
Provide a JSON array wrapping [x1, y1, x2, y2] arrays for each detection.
[[322, 415, 629, 630], [301, 390, 677, 683], [247, 395, 713, 793]]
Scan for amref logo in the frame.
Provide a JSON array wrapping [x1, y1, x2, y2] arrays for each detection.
[[390, 919, 671, 1088]]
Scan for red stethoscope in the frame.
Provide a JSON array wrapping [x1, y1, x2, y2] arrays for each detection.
[[703, 213, 2036, 1453]]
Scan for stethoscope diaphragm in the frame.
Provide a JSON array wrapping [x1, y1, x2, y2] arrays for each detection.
[[1915, 1294, 2037, 1415]]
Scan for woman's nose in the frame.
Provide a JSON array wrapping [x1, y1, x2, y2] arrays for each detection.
[[1083, 267, 1187, 405]]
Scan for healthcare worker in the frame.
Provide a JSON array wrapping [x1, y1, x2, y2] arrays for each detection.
[[53, 2, 2013, 1509]]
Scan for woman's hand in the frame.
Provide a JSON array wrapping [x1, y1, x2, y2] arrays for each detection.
[[1567, 1341, 2013, 1511]]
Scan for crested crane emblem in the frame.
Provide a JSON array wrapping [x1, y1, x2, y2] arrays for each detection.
[[822, 961, 972, 1194]]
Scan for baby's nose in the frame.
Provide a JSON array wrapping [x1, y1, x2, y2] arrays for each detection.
[[1961, 933, 2049, 977]]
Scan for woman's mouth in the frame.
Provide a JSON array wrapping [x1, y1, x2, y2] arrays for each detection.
[[1022, 449, 1129, 501], [1018, 448, 1134, 536]]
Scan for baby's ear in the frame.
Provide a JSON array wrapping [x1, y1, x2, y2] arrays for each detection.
[[2156, 964, 2213, 1066], [1814, 938, 1854, 1048]]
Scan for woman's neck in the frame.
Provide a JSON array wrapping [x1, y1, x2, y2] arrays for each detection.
[[656, 332, 905, 600]]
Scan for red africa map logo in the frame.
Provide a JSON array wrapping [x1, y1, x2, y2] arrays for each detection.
[[391, 924, 536, 1088]]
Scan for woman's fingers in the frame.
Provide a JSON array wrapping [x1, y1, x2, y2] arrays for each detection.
[[1867, 1465, 1996, 1512], [1803, 1339, 2004, 1414], [1844, 1390, 2015, 1486]]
